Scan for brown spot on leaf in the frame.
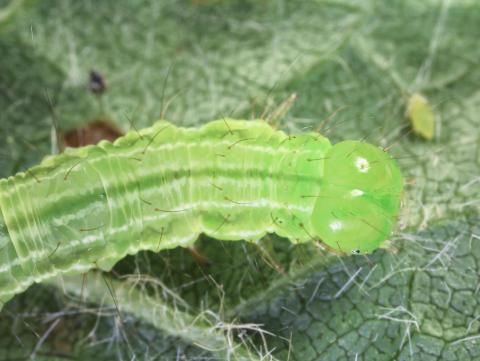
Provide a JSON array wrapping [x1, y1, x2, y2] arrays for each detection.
[[62, 118, 123, 148]]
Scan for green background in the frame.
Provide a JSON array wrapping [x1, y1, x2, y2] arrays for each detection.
[[0, 0, 479, 360]]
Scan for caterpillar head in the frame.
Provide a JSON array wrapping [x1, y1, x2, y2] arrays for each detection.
[[310, 140, 403, 254]]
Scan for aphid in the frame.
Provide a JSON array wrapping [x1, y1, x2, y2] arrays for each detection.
[[0, 119, 403, 307], [406, 93, 435, 140]]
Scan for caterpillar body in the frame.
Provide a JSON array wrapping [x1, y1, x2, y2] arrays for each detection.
[[0, 119, 403, 306]]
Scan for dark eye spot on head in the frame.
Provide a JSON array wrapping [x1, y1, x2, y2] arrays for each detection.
[[352, 249, 360, 254]]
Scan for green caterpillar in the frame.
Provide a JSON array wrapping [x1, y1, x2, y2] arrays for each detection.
[[0, 119, 403, 307]]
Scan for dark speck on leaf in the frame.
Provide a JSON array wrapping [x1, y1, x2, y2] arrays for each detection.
[[89, 70, 107, 95]]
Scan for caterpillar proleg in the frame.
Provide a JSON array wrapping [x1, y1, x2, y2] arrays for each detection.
[[0, 119, 403, 306]]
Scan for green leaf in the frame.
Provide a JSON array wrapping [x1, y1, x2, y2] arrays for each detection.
[[1, 0, 479, 360]]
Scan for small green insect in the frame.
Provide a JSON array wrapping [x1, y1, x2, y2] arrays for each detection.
[[0, 119, 403, 307], [406, 93, 436, 140]]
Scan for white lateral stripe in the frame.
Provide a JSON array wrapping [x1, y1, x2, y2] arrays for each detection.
[[1, 199, 312, 276]]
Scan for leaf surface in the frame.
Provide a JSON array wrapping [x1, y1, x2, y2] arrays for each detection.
[[0, 1, 479, 360]]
